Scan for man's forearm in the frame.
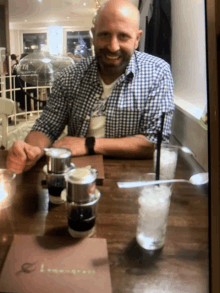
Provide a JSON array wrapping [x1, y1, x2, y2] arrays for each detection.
[[94, 135, 154, 159], [39, 134, 154, 159], [25, 131, 52, 155]]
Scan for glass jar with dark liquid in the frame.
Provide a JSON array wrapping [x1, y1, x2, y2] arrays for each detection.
[[44, 147, 74, 205], [67, 190, 100, 238], [47, 173, 66, 204], [65, 167, 101, 238]]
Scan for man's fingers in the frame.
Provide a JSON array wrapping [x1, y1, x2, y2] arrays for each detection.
[[7, 155, 25, 165], [10, 146, 27, 160], [6, 142, 27, 174], [7, 141, 43, 174], [6, 141, 39, 174], [6, 160, 25, 174], [6, 154, 27, 173], [24, 145, 41, 160]]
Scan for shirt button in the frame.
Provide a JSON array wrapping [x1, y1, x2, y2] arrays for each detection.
[[86, 115, 90, 120]]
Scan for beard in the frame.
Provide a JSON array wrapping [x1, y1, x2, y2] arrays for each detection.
[[95, 48, 133, 75]]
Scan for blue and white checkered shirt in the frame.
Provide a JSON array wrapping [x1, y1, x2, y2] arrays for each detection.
[[31, 50, 175, 143]]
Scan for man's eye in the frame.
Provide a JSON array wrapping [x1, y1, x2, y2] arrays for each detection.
[[99, 32, 109, 38], [119, 34, 129, 40]]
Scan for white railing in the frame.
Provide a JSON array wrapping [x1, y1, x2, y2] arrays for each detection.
[[0, 73, 52, 149]]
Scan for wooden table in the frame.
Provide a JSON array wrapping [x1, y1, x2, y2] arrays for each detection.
[[0, 150, 209, 292]]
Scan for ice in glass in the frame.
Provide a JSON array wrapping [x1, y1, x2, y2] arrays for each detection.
[[136, 175, 172, 250], [154, 145, 178, 180]]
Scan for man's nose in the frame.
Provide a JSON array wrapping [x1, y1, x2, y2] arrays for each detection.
[[107, 36, 120, 52]]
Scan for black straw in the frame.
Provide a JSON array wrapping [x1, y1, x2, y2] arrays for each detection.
[[155, 112, 165, 181]]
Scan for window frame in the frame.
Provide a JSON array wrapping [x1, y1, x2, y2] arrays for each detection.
[[63, 27, 93, 56], [20, 29, 49, 55]]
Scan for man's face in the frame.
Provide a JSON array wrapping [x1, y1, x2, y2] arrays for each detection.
[[92, 12, 142, 76]]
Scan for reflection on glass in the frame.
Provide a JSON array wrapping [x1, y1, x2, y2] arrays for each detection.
[[23, 33, 47, 54], [17, 51, 74, 86], [67, 31, 92, 60], [0, 180, 8, 203]]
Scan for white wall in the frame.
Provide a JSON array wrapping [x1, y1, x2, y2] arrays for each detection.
[[10, 29, 21, 57], [171, 0, 207, 114], [170, 0, 208, 170]]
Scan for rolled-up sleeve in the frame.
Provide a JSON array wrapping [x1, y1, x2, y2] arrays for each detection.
[[140, 65, 175, 143], [31, 74, 69, 143]]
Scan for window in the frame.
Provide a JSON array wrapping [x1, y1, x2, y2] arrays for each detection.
[[23, 33, 47, 53], [66, 31, 92, 58]]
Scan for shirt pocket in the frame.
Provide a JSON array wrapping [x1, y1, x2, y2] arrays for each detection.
[[107, 107, 141, 137]]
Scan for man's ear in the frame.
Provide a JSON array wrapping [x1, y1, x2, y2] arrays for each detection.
[[91, 27, 96, 45], [135, 30, 143, 49], [91, 27, 95, 38]]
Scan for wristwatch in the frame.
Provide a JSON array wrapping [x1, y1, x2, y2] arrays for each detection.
[[85, 137, 95, 155]]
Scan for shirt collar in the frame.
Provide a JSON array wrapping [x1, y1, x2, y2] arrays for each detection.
[[88, 58, 101, 85], [124, 51, 138, 79]]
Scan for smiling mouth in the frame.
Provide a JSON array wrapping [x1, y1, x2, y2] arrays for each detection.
[[105, 55, 120, 60]]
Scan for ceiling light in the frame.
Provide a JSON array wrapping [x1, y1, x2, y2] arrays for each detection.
[[38, 0, 43, 2], [83, 3, 87, 6], [42, 58, 51, 63]]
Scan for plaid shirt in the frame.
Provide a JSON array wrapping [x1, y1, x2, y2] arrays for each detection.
[[31, 50, 175, 143]]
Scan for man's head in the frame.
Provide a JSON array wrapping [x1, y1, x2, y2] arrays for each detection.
[[91, 0, 142, 80], [11, 54, 17, 61]]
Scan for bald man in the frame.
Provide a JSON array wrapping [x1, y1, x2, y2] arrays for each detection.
[[6, 0, 175, 174]]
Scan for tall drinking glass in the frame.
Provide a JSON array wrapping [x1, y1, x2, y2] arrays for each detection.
[[136, 173, 172, 250], [154, 145, 178, 180]]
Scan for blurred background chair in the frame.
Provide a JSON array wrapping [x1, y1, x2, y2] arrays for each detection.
[[0, 98, 15, 149]]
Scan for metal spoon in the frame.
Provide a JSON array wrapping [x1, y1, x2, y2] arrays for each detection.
[[117, 173, 208, 188], [134, 137, 195, 156], [155, 143, 195, 156]]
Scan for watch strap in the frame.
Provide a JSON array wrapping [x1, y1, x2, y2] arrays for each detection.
[[85, 136, 95, 155]]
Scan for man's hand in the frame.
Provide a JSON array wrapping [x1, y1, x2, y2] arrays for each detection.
[[52, 136, 87, 156], [6, 141, 44, 174]]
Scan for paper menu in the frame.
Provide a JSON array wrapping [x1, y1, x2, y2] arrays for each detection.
[[0, 235, 112, 293]]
